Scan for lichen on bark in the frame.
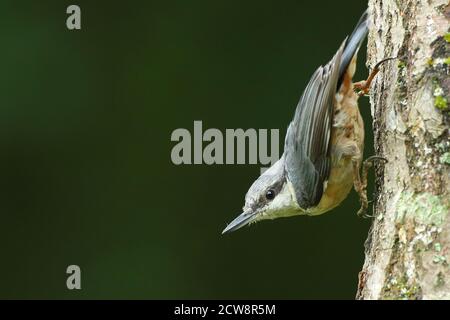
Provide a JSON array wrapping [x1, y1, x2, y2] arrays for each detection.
[[356, 0, 450, 300]]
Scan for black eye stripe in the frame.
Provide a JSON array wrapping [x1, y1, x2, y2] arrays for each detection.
[[249, 175, 285, 210]]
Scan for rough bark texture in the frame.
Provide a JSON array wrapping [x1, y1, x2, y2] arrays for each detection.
[[356, 0, 450, 300]]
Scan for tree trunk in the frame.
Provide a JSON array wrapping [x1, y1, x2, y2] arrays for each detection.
[[356, 0, 450, 300]]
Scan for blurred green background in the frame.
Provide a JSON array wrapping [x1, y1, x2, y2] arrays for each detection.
[[0, 0, 374, 299]]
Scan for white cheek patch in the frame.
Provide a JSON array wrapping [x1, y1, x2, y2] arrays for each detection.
[[258, 182, 302, 220], [267, 188, 291, 211]]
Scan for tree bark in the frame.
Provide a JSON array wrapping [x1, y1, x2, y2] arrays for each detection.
[[356, 0, 450, 300]]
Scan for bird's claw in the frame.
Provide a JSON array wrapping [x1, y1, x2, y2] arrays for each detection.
[[354, 155, 388, 219], [357, 207, 374, 219], [353, 57, 397, 97], [364, 155, 388, 164]]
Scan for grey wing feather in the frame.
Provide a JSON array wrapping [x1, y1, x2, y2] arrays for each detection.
[[284, 41, 346, 209], [338, 9, 369, 88]]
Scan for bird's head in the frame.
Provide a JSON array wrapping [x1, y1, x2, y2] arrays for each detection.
[[222, 157, 302, 234]]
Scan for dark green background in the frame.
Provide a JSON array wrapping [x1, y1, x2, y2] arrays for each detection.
[[0, 0, 374, 299]]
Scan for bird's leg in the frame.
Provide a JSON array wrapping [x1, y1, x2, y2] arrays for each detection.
[[353, 156, 388, 218], [354, 57, 396, 96], [352, 159, 367, 217]]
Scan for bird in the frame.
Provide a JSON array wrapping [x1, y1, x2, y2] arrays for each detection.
[[222, 9, 393, 234]]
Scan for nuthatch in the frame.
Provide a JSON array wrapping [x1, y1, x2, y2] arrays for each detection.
[[222, 10, 392, 234]]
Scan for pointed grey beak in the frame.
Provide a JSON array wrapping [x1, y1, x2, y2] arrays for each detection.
[[222, 210, 257, 234]]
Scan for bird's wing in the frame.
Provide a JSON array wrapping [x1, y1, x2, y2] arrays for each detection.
[[284, 41, 345, 209], [338, 9, 369, 88]]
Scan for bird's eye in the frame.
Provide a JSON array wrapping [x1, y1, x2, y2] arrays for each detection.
[[266, 189, 275, 200]]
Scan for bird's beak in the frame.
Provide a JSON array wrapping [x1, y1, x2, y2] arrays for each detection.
[[222, 209, 257, 234]]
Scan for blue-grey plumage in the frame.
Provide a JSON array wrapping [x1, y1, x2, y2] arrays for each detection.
[[339, 10, 369, 87], [222, 10, 371, 234]]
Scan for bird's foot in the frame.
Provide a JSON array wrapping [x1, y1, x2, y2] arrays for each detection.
[[354, 57, 397, 97], [353, 156, 388, 218]]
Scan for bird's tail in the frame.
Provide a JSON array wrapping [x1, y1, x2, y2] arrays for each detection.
[[338, 9, 369, 86]]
